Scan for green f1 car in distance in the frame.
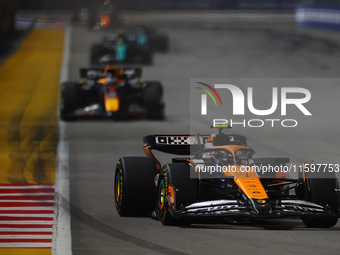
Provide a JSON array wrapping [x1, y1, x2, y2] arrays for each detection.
[[90, 26, 169, 65]]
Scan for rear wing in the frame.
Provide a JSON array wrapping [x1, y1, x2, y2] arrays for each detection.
[[80, 68, 107, 80], [79, 67, 142, 80], [143, 135, 208, 155], [143, 133, 248, 155]]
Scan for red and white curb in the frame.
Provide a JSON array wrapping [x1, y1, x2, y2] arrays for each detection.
[[0, 184, 55, 248]]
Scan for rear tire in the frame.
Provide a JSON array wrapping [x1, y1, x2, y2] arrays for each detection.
[[301, 165, 339, 228], [90, 44, 104, 64], [60, 82, 80, 121], [143, 51, 153, 65], [115, 157, 158, 217], [154, 35, 169, 52], [144, 82, 164, 120]]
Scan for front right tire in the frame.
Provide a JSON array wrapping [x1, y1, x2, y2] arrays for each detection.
[[300, 165, 339, 228], [157, 163, 196, 226]]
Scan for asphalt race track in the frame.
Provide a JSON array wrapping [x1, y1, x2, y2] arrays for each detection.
[[63, 12, 340, 255]]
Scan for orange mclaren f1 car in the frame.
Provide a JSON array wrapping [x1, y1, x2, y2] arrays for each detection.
[[115, 126, 340, 227], [60, 65, 164, 121]]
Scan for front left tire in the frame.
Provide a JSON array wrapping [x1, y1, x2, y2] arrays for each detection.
[[144, 82, 164, 120], [114, 157, 158, 217], [60, 82, 80, 121]]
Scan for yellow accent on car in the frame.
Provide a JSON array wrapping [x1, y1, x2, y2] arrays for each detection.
[[105, 97, 119, 112]]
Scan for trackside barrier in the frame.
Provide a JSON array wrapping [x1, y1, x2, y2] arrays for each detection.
[[296, 4, 340, 30]]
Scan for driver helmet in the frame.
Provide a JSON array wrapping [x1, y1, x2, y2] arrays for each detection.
[[106, 74, 117, 87], [215, 151, 226, 164]]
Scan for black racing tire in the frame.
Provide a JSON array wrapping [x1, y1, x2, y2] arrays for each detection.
[[60, 82, 80, 121], [114, 157, 158, 217], [302, 217, 338, 228], [143, 51, 153, 65], [144, 82, 164, 120], [90, 44, 104, 64], [131, 51, 153, 65], [157, 163, 196, 226], [301, 166, 339, 228], [154, 35, 169, 52]]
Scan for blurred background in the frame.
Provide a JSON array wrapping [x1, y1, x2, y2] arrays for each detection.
[[15, 0, 299, 10], [10, 0, 340, 11], [2, 0, 340, 254], [3, 0, 340, 39]]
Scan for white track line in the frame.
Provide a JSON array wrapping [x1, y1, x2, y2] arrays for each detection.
[[0, 243, 52, 248], [0, 207, 55, 211], [0, 214, 54, 217], [0, 185, 54, 189], [0, 193, 55, 196], [0, 229, 53, 232], [0, 235, 53, 238], [52, 20, 72, 255], [0, 200, 54, 203], [0, 221, 53, 224]]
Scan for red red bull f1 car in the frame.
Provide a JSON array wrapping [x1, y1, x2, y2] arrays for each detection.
[[60, 65, 164, 121], [114, 126, 340, 227]]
